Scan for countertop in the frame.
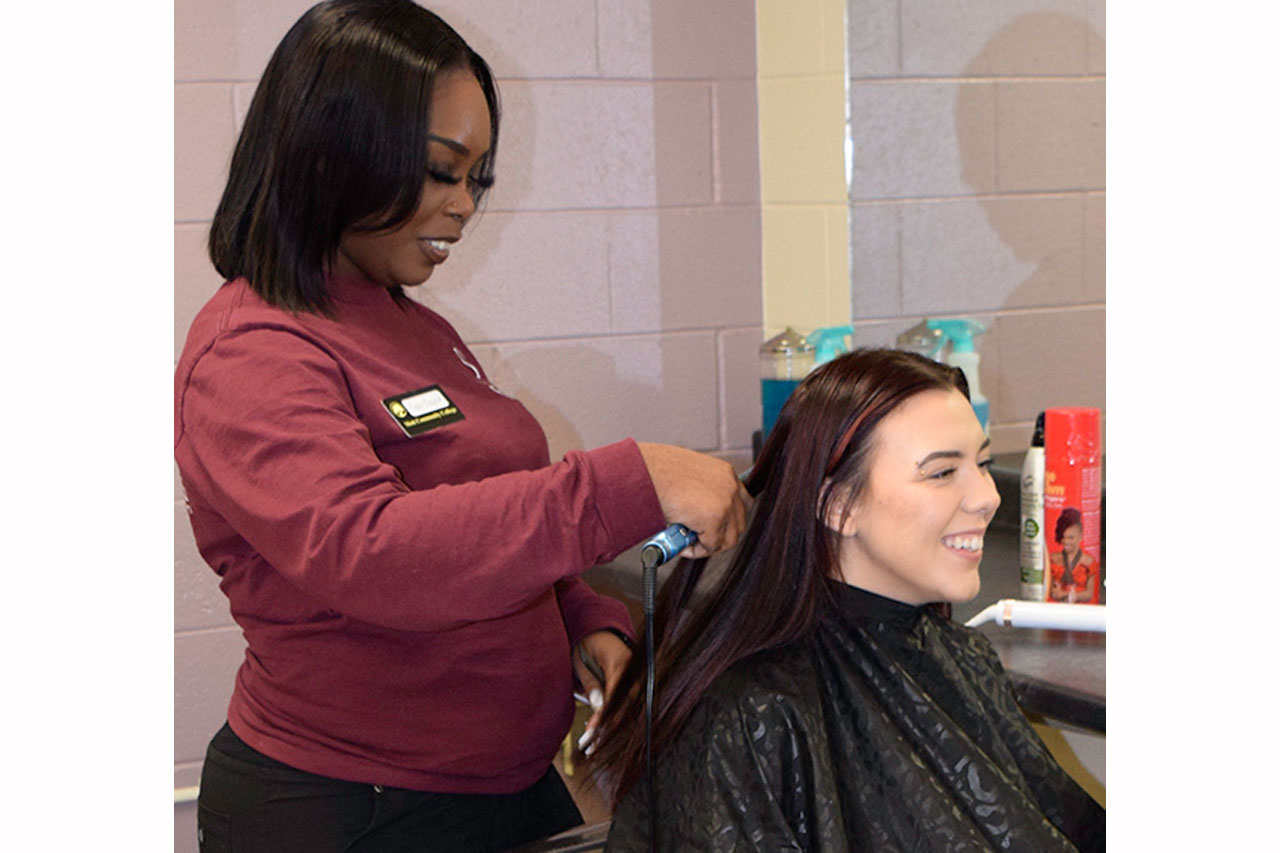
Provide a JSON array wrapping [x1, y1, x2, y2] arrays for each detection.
[[953, 509, 1106, 734], [972, 453, 1105, 733]]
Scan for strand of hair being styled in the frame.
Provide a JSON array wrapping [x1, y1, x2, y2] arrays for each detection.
[[589, 348, 969, 805]]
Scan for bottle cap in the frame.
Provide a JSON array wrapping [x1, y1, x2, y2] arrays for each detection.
[[1031, 411, 1045, 447], [760, 327, 813, 356]]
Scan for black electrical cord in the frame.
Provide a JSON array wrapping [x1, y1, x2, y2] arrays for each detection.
[[641, 549, 657, 853], [638, 523, 693, 853], [634, 479, 751, 849]]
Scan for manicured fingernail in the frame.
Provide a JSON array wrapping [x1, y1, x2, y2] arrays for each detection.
[[589, 689, 603, 710], [584, 742, 597, 757], [578, 727, 596, 749]]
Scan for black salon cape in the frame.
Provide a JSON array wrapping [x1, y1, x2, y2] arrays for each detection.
[[606, 581, 1104, 851]]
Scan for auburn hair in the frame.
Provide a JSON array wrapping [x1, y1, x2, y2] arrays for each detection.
[[589, 348, 969, 803]]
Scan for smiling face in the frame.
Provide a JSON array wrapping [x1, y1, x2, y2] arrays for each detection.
[[829, 388, 1000, 605], [1059, 524, 1082, 557], [333, 69, 493, 289]]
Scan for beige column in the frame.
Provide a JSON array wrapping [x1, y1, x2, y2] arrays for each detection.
[[756, 0, 851, 340]]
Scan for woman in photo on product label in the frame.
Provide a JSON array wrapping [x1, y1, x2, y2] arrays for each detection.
[[1048, 507, 1098, 603], [174, 2, 749, 851]]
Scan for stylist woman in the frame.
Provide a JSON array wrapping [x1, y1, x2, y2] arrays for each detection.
[[174, 2, 748, 850]]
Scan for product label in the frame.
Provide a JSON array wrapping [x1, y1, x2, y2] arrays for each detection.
[[1020, 470, 1046, 596], [1044, 469, 1066, 499], [1019, 518, 1045, 590], [1043, 462, 1102, 605]]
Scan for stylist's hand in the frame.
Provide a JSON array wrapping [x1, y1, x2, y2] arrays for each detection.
[[637, 442, 750, 559], [573, 630, 632, 756]]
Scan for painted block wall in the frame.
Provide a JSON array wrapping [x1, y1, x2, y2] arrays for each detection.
[[174, 0, 761, 848], [846, 0, 1106, 455]]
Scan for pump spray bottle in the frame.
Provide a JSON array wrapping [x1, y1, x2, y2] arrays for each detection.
[[1019, 412, 1047, 601], [758, 328, 814, 441], [894, 319, 945, 361], [927, 319, 989, 433], [807, 325, 854, 371]]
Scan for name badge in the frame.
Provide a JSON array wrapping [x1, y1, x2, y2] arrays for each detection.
[[382, 385, 465, 437]]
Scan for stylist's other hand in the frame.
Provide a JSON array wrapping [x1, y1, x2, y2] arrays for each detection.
[[636, 442, 750, 559], [573, 630, 632, 756]]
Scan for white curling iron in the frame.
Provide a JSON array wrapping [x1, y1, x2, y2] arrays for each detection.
[[965, 600, 1106, 632]]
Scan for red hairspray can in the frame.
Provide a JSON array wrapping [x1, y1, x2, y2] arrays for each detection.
[[1043, 407, 1102, 604]]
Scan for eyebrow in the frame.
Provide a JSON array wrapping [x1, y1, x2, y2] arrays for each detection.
[[915, 438, 991, 468], [427, 134, 470, 156]]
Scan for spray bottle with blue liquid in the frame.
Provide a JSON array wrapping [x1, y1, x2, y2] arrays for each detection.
[[808, 325, 854, 370], [759, 328, 814, 440], [927, 319, 989, 433], [759, 325, 854, 440]]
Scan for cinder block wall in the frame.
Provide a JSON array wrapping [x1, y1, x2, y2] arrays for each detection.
[[845, 0, 1105, 454], [173, 1, 761, 848]]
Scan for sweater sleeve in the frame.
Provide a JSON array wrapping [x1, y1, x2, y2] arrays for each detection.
[[554, 577, 636, 649], [175, 326, 665, 632]]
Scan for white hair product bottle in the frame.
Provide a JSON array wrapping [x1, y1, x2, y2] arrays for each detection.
[[1019, 412, 1046, 601]]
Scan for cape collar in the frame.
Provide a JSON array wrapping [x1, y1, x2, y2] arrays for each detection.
[[826, 578, 928, 630]]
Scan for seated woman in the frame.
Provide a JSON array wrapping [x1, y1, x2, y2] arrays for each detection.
[[592, 348, 1105, 852]]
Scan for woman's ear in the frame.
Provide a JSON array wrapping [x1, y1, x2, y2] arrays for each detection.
[[819, 480, 859, 537]]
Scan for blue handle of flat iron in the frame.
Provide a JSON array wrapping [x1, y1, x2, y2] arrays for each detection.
[[640, 523, 697, 568]]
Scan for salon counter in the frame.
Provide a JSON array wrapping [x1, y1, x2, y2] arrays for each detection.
[[950, 520, 1106, 734], [968, 453, 1105, 733]]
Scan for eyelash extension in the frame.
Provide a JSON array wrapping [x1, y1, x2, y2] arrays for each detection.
[[428, 166, 495, 195], [428, 166, 462, 185]]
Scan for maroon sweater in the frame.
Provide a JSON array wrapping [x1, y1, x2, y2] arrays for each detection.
[[175, 274, 664, 793]]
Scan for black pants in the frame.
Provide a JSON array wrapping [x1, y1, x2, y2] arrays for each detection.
[[197, 723, 583, 852]]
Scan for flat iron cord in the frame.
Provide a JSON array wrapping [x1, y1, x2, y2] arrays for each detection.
[[643, 554, 656, 853]]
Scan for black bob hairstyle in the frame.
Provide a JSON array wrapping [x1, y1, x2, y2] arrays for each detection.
[[208, 0, 500, 313]]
